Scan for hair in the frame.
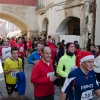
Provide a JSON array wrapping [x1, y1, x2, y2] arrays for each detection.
[[58, 42, 64, 50], [62, 40, 65, 43], [74, 40, 78, 44], [42, 46, 49, 53], [90, 44, 95, 47], [35, 43, 41, 47], [48, 35, 51, 39], [11, 46, 18, 53], [22, 36, 25, 40], [96, 45, 100, 53], [75, 43, 80, 49], [18, 37, 22, 40]]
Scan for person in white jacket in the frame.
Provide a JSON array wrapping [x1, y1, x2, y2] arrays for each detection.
[[93, 45, 100, 85]]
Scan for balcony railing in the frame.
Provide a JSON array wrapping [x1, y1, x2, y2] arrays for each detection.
[[35, 0, 44, 11]]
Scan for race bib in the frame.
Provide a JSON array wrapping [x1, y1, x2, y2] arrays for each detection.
[[47, 72, 54, 77], [19, 47, 24, 52], [10, 71, 19, 78], [81, 89, 93, 100], [70, 66, 77, 72]]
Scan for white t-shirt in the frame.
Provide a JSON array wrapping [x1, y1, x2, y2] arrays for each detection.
[[1, 46, 11, 63]]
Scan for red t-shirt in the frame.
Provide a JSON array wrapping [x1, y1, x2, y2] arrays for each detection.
[[10, 39, 16, 46], [27, 40, 32, 49], [47, 42, 57, 62], [15, 43, 25, 58]]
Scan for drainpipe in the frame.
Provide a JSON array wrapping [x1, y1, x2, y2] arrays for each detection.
[[92, 0, 96, 44]]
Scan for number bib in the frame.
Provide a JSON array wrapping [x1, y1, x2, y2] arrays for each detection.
[[10, 71, 19, 78], [81, 89, 93, 100], [19, 47, 24, 52], [47, 72, 54, 77]]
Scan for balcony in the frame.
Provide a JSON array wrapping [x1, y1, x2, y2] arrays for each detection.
[[35, 0, 45, 15]]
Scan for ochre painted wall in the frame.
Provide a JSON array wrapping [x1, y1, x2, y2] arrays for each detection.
[[0, 0, 35, 6]]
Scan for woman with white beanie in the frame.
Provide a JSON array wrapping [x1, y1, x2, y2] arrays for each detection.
[[93, 45, 100, 85]]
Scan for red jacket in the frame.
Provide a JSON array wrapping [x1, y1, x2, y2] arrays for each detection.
[[47, 42, 57, 62], [10, 39, 16, 46], [30, 59, 55, 97], [75, 49, 81, 68], [15, 43, 25, 58], [27, 40, 32, 49]]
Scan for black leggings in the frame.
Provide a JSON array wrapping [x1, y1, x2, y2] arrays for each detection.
[[35, 94, 54, 100]]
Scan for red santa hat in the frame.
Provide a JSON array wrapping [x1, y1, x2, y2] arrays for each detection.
[[80, 51, 94, 64]]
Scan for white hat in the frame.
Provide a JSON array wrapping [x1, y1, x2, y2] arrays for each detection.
[[80, 51, 94, 64]]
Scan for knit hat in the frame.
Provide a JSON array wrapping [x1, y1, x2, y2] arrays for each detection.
[[66, 42, 74, 49], [80, 51, 94, 64]]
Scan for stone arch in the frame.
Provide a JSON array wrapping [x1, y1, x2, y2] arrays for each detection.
[[57, 16, 80, 35], [41, 18, 49, 36], [0, 12, 29, 35]]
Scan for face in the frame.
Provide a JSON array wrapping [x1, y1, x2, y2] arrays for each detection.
[[36, 44, 42, 51], [4, 39, 9, 46], [11, 50, 18, 60], [82, 59, 94, 72], [68, 44, 75, 53], [43, 47, 51, 62], [95, 46, 99, 53], [18, 38, 22, 44], [90, 46, 95, 51]]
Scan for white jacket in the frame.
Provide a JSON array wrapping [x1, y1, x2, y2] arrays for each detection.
[[93, 55, 100, 73]]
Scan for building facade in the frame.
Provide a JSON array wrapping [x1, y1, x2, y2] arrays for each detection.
[[0, 0, 39, 40], [0, 19, 7, 37], [36, 0, 96, 49], [0, 0, 99, 49]]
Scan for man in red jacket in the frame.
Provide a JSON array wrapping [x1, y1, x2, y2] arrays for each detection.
[[30, 46, 57, 100]]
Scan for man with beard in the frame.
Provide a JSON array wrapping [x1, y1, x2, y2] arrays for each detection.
[[57, 42, 76, 87]]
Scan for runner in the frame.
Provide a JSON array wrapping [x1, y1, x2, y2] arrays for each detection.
[[3, 46, 22, 98], [28, 43, 42, 65], [30, 46, 57, 100], [0, 38, 11, 67], [15, 37, 25, 71], [10, 37, 16, 47], [57, 42, 76, 87], [60, 51, 100, 100]]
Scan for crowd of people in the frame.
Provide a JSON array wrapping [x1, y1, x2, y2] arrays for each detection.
[[0, 35, 100, 100]]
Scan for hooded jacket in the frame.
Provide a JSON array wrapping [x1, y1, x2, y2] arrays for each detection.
[[15, 72, 26, 95]]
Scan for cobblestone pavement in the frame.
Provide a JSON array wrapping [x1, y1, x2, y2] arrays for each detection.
[[0, 58, 99, 100]]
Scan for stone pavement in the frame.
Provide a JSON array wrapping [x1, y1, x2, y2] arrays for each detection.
[[0, 58, 99, 100]]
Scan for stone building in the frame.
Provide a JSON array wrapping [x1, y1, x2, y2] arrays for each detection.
[[35, 0, 97, 49], [0, 0, 99, 49], [0, 0, 39, 39]]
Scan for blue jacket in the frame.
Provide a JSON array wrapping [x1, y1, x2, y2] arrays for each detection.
[[15, 72, 26, 95], [28, 51, 41, 64]]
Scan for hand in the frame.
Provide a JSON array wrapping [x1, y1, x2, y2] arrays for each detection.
[[10, 69, 16, 72], [49, 76, 58, 82], [34, 60, 39, 64]]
